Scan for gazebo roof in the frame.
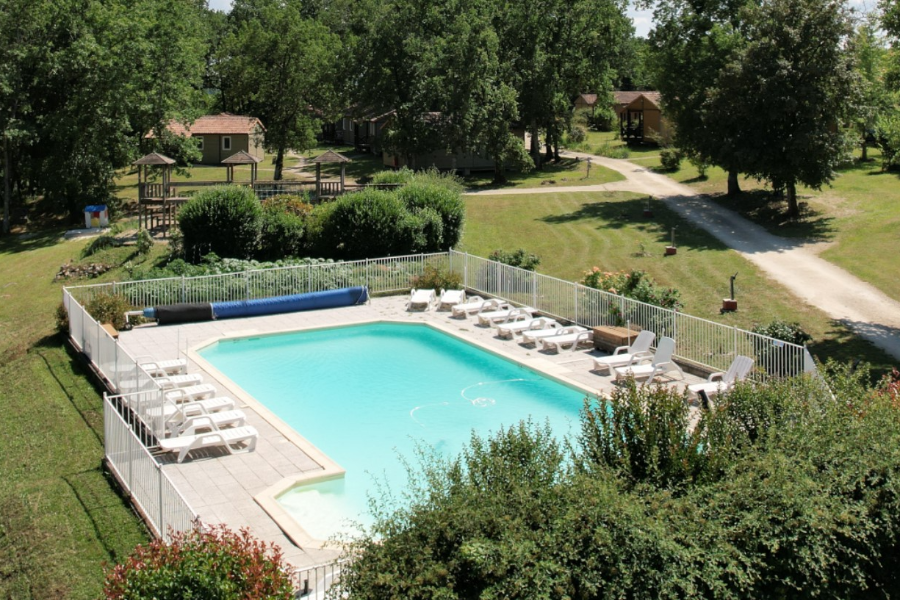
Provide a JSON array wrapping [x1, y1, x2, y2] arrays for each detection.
[[221, 150, 262, 164], [133, 152, 176, 166], [311, 150, 352, 164]]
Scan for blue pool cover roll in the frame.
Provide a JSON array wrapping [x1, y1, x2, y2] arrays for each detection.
[[211, 286, 369, 320]]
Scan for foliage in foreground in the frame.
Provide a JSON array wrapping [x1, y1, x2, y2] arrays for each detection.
[[582, 267, 684, 311], [104, 524, 293, 600], [338, 364, 900, 599]]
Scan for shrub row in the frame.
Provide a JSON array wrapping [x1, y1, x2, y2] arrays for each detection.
[[339, 363, 900, 599], [177, 179, 465, 263]]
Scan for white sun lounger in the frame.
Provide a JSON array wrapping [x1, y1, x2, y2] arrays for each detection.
[[520, 325, 585, 346], [167, 409, 247, 437], [688, 355, 754, 404], [407, 288, 437, 311], [477, 306, 536, 327], [438, 289, 466, 310], [451, 297, 504, 318], [137, 356, 187, 377], [591, 330, 656, 374], [145, 396, 235, 421], [614, 336, 684, 382], [152, 373, 204, 390], [495, 317, 559, 339], [539, 329, 594, 353], [158, 425, 259, 463], [166, 384, 217, 403]]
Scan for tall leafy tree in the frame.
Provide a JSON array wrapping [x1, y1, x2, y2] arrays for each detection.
[[709, 0, 859, 217], [220, 0, 342, 180]]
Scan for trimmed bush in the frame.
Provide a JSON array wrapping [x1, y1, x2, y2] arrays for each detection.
[[568, 124, 587, 143], [103, 524, 293, 600], [177, 185, 262, 262], [659, 148, 682, 171], [411, 263, 463, 291], [371, 167, 416, 185], [258, 206, 305, 261], [260, 194, 313, 217], [488, 248, 541, 271], [320, 189, 411, 259], [396, 182, 465, 249]]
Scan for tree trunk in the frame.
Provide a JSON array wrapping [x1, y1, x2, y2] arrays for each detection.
[[861, 140, 868, 162], [727, 170, 741, 197], [493, 159, 506, 185], [3, 136, 9, 235], [530, 125, 541, 169], [785, 181, 799, 218], [544, 139, 553, 163], [553, 139, 560, 162], [274, 146, 284, 181]]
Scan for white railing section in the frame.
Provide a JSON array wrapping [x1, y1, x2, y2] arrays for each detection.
[[451, 251, 811, 379], [291, 559, 347, 599], [65, 251, 812, 379], [104, 394, 198, 540]]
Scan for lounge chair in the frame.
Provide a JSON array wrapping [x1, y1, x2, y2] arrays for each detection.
[[539, 329, 594, 353], [477, 306, 536, 327], [167, 409, 247, 437], [158, 425, 259, 463], [165, 384, 217, 403], [145, 396, 236, 421], [137, 356, 187, 377], [451, 297, 503, 318], [152, 373, 204, 389], [407, 288, 436, 311], [438, 289, 466, 310], [520, 325, 585, 346], [614, 336, 684, 382], [495, 317, 559, 339], [688, 356, 754, 404], [591, 330, 656, 374]]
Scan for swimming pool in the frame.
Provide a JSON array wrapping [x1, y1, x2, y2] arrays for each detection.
[[199, 322, 589, 540]]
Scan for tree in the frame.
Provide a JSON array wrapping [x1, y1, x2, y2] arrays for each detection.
[[848, 15, 889, 162], [710, 0, 859, 217], [220, 0, 342, 180]]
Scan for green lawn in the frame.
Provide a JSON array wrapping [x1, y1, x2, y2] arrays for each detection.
[[463, 156, 624, 189], [0, 231, 150, 599], [459, 190, 895, 373]]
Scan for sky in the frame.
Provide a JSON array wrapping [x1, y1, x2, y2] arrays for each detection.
[[206, 0, 658, 37]]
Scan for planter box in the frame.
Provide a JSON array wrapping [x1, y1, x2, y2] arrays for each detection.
[[665, 246, 677, 256], [593, 325, 642, 352], [722, 299, 738, 312]]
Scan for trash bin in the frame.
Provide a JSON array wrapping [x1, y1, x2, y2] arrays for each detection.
[[84, 205, 109, 228]]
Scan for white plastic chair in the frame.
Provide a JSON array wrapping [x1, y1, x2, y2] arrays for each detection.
[[591, 330, 656, 374], [688, 356, 754, 402], [614, 336, 684, 382]]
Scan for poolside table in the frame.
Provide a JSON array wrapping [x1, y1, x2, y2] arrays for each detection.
[[592, 325, 642, 352]]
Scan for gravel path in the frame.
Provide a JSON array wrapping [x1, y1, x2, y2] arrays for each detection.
[[465, 152, 900, 361]]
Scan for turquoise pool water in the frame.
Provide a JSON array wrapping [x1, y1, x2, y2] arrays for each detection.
[[199, 322, 588, 539]]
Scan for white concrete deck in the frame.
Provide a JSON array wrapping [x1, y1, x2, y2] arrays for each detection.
[[117, 295, 702, 568]]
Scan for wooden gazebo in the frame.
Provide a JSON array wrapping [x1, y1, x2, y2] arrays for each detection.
[[311, 150, 352, 199], [221, 150, 262, 183], [133, 152, 189, 233]]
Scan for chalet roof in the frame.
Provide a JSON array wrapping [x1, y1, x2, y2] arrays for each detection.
[[148, 113, 266, 138], [311, 150, 352, 163], [613, 91, 662, 108], [133, 152, 175, 165], [577, 93, 599, 106], [221, 150, 262, 164]]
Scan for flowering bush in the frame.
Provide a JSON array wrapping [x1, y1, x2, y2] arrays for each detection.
[[581, 267, 683, 311], [103, 524, 293, 600]]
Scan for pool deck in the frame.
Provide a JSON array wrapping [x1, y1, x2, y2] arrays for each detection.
[[117, 295, 703, 568]]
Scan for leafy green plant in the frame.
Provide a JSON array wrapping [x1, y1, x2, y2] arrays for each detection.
[[659, 147, 682, 171], [411, 263, 462, 291], [135, 229, 154, 256], [177, 185, 262, 262], [488, 248, 541, 271], [103, 524, 293, 600], [260, 194, 313, 217], [396, 182, 465, 248], [85, 293, 134, 330], [320, 188, 411, 259], [568, 124, 587, 144], [750, 319, 813, 376], [55, 302, 69, 335], [582, 267, 684, 313], [258, 205, 305, 261], [595, 143, 630, 159], [371, 167, 416, 185]]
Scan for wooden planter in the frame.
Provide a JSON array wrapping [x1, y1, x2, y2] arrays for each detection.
[[665, 246, 677, 256], [722, 299, 738, 311]]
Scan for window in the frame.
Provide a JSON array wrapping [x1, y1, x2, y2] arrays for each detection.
[[196, 136, 204, 151], [222, 136, 231, 151]]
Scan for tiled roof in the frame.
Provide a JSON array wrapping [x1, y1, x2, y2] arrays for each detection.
[[613, 91, 662, 107], [221, 150, 262, 164], [577, 93, 599, 105], [311, 150, 352, 163], [154, 113, 266, 137], [133, 152, 176, 165]]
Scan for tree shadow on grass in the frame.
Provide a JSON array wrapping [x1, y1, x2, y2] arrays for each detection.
[[538, 195, 729, 252], [806, 319, 897, 381], [0, 226, 70, 254], [708, 189, 835, 242]]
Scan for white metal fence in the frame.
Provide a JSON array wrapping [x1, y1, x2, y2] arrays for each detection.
[[291, 560, 346, 599], [65, 250, 813, 380], [104, 394, 198, 540]]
